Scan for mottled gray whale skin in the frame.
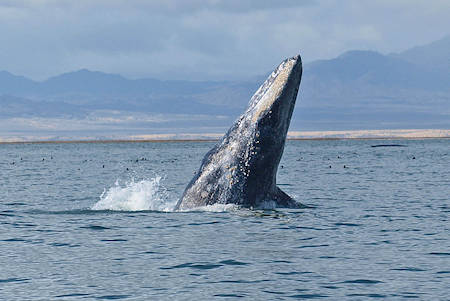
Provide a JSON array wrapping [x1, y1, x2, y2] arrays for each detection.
[[176, 55, 303, 210]]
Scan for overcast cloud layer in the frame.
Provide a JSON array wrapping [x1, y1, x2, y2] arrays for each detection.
[[1, 0, 449, 81]]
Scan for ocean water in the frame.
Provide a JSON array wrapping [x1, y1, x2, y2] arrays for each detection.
[[0, 139, 449, 300]]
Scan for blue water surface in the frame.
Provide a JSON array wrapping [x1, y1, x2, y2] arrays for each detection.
[[0, 139, 449, 300]]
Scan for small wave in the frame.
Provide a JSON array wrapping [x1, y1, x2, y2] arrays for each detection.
[[92, 177, 176, 212]]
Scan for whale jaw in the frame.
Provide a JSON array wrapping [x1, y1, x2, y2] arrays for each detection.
[[176, 55, 303, 210]]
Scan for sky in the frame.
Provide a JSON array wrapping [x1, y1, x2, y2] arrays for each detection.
[[0, 0, 449, 81]]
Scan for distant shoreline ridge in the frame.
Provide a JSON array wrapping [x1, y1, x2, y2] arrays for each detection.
[[0, 129, 449, 144]]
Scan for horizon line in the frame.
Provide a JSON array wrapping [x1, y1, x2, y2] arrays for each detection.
[[1, 129, 449, 144]]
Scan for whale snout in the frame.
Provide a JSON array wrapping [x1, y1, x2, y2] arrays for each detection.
[[253, 55, 302, 134]]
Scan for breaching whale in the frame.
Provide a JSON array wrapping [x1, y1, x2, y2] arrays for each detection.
[[175, 55, 303, 210]]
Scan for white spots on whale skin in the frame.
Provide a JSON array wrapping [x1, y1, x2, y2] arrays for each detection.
[[178, 56, 301, 210], [251, 58, 296, 123]]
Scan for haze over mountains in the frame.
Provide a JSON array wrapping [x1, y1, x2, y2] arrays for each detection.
[[1, 35, 449, 140]]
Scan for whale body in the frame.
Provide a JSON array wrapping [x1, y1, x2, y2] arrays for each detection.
[[176, 55, 304, 210]]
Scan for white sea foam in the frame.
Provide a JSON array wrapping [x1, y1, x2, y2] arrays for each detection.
[[183, 203, 240, 213], [256, 200, 277, 210], [92, 177, 176, 212]]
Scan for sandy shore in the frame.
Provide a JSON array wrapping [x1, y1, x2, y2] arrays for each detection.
[[0, 129, 449, 144], [287, 129, 450, 139]]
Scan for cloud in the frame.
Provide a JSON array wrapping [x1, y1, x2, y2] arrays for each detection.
[[0, 0, 448, 80]]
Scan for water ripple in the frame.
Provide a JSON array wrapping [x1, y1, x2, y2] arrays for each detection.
[[347, 293, 387, 298], [219, 259, 248, 266], [55, 293, 91, 298], [0, 277, 29, 284], [288, 293, 329, 299], [428, 252, 450, 256], [342, 279, 383, 284], [214, 293, 246, 298], [391, 267, 426, 272], [161, 262, 223, 270], [79, 225, 111, 231], [96, 295, 131, 300]]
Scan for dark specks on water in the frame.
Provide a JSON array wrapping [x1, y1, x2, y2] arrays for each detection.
[[1, 139, 449, 300]]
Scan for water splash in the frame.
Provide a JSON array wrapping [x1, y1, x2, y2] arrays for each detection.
[[92, 177, 245, 213], [92, 177, 176, 212]]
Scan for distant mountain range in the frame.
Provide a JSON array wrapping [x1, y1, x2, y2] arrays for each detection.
[[1, 35, 449, 139], [298, 35, 450, 130]]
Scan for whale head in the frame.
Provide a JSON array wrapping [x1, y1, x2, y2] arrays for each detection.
[[243, 55, 302, 170], [247, 55, 302, 135], [176, 55, 303, 210]]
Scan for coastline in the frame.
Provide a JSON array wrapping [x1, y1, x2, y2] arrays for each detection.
[[0, 129, 449, 144]]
